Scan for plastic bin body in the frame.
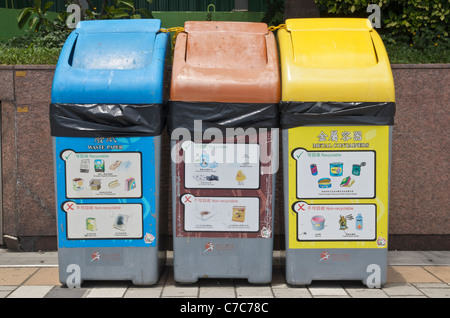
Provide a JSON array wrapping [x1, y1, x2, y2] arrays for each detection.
[[278, 19, 395, 287], [169, 21, 280, 283], [51, 20, 168, 285]]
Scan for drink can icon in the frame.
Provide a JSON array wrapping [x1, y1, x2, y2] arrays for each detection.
[[310, 164, 318, 176]]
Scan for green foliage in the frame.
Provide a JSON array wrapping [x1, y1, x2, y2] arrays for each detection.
[[17, 0, 56, 31], [1, 28, 70, 49], [262, 0, 284, 26], [315, 0, 389, 16], [16, 0, 154, 33], [0, 46, 61, 64], [84, 0, 153, 20], [2, 0, 155, 64], [314, 0, 449, 51], [6, 2, 74, 49], [384, 40, 450, 64], [1, 0, 448, 64]]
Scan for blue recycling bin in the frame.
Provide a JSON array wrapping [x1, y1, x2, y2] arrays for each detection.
[[50, 19, 168, 286]]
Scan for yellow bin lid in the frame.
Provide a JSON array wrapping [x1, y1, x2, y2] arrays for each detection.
[[277, 18, 395, 102], [171, 21, 280, 103]]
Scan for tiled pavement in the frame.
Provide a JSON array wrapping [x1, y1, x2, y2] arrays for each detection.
[[0, 250, 449, 299]]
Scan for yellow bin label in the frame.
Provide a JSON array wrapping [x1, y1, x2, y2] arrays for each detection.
[[287, 126, 390, 249]]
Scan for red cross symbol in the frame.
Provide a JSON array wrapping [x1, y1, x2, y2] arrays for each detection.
[[296, 203, 305, 211], [183, 195, 192, 203], [66, 203, 74, 211]]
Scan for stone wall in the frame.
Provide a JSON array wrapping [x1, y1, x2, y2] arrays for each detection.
[[0, 64, 448, 251], [388, 64, 449, 250]]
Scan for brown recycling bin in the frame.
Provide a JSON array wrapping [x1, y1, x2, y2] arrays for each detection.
[[168, 21, 280, 283]]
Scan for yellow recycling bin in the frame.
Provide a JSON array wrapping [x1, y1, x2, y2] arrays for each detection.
[[278, 18, 395, 287]]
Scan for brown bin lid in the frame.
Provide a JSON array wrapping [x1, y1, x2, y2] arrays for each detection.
[[170, 21, 280, 103]]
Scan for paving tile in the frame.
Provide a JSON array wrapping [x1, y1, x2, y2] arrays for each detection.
[[313, 295, 350, 298], [162, 269, 199, 298], [235, 285, 273, 298], [423, 266, 450, 283], [197, 278, 235, 298], [44, 286, 89, 298], [413, 282, 449, 288], [24, 268, 61, 286], [198, 278, 235, 287], [86, 287, 127, 298], [0, 250, 58, 266], [419, 287, 450, 298], [417, 252, 450, 265], [389, 295, 427, 298], [387, 266, 441, 283], [382, 283, 424, 296], [307, 281, 348, 297], [7, 285, 53, 298], [0, 291, 12, 298], [124, 287, 163, 298], [0, 268, 38, 285], [0, 286, 16, 298], [308, 287, 348, 297], [162, 284, 199, 298], [412, 281, 450, 299], [199, 286, 236, 298], [272, 286, 312, 298], [345, 288, 389, 298]]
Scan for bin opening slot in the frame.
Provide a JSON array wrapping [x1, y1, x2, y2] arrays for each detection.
[[369, 31, 380, 64], [70, 33, 156, 70], [67, 36, 77, 67]]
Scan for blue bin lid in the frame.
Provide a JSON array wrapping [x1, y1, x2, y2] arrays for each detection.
[[51, 19, 168, 104], [75, 19, 161, 34]]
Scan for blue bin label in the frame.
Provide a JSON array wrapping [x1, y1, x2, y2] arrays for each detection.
[[54, 136, 158, 248]]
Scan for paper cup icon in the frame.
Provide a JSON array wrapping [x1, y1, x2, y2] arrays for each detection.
[[311, 215, 325, 231]]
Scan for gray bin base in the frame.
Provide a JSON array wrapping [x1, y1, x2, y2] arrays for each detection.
[[58, 247, 165, 286], [285, 248, 387, 287], [173, 237, 273, 284]]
